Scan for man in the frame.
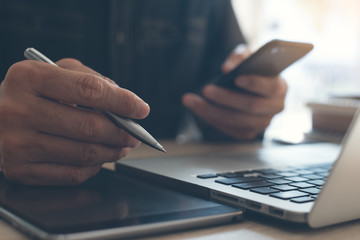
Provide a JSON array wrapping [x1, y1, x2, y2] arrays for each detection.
[[0, 0, 287, 185]]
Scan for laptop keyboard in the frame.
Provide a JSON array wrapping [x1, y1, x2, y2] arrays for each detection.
[[197, 164, 331, 203]]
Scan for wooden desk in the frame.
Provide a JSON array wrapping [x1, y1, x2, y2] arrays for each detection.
[[2, 141, 360, 240]]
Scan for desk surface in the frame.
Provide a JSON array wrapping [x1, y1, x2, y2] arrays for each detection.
[[2, 140, 360, 240]]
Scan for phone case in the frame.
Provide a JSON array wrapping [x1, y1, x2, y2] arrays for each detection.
[[212, 39, 313, 90]]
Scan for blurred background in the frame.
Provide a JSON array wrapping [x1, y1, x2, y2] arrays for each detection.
[[232, 0, 360, 143], [1, 0, 359, 143]]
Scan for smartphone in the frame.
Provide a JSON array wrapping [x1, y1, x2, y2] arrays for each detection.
[[212, 39, 313, 90], [0, 169, 243, 240]]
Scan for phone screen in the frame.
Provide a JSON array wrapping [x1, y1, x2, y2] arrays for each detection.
[[0, 169, 242, 239]]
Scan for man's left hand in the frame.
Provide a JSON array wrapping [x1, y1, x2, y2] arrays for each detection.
[[182, 48, 287, 140]]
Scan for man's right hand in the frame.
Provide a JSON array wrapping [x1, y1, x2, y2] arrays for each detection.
[[0, 59, 150, 185]]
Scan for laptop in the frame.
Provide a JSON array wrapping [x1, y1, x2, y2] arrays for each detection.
[[116, 109, 360, 228]]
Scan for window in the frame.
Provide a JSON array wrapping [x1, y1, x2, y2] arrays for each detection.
[[232, 0, 360, 142]]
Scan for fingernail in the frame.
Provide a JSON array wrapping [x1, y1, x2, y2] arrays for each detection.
[[222, 60, 236, 72], [182, 93, 199, 108], [135, 99, 150, 118], [235, 77, 249, 87], [203, 85, 216, 98]]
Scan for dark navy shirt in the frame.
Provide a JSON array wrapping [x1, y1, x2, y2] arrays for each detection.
[[0, 0, 245, 139]]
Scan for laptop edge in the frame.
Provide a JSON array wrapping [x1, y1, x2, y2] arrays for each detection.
[[117, 110, 360, 228]]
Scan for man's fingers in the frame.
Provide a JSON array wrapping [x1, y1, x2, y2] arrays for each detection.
[[25, 96, 140, 146], [0, 59, 143, 186], [234, 75, 287, 98], [1, 130, 131, 167], [202, 85, 284, 115], [26, 132, 130, 166], [56, 58, 116, 85], [6, 60, 149, 119], [3, 162, 102, 186], [182, 93, 271, 133], [222, 46, 251, 73]]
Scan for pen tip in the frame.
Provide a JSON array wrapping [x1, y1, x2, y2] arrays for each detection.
[[156, 143, 167, 153], [160, 147, 167, 153]]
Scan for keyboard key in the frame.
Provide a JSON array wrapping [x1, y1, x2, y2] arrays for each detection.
[[215, 176, 262, 185], [291, 196, 314, 203], [293, 169, 314, 175], [306, 179, 325, 186], [243, 173, 260, 178], [233, 181, 274, 190], [300, 174, 324, 180], [258, 174, 281, 179], [308, 167, 329, 173], [234, 170, 254, 175], [250, 187, 279, 194], [197, 174, 218, 179], [318, 172, 329, 177], [275, 172, 299, 177], [271, 185, 298, 191], [217, 172, 239, 178], [254, 169, 277, 174], [270, 191, 309, 200], [299, 187, 321, 195], [289, 182, 315, 188], [284, 176, 309, 182], [266, 179, 292, 185]]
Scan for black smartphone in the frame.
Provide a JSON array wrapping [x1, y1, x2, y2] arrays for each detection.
[[212, 39, 313, 90], [0, 169, 243, 240]]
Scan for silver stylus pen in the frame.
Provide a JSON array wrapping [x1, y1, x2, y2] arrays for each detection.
[[24, 48, 166, 153]]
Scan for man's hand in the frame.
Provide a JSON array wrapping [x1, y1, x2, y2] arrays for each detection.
[[182, 47, 287, 140], [0, 59, 149, 185]]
